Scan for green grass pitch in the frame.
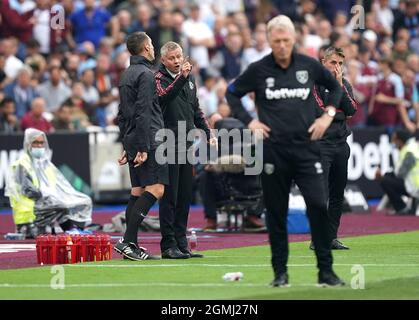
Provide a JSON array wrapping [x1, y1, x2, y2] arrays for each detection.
[[0, 231, 419, 300]]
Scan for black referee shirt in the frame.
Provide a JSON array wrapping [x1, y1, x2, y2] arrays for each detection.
[[226, 52, 343, 145]]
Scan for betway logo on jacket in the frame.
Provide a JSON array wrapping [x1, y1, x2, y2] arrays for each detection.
[[265, 88, 311, 100]]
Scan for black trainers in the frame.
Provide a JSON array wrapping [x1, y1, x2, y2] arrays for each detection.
[[318, 271, 345, 287], [271, 272, 290, 287], [331, 239, 349, 250], [114, 239, 160, 261]]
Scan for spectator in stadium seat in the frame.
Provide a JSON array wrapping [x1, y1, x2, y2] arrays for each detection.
[[1, 38, 24, 79], [51, 104, 75, 132], [5, 128, 93, 238], [3, 65, 37, 119], [80, 68, 99, 106], [33, 0, 53, 55], [0, 54, 7, 88], [393, 0, 419, 52], [241, 23, 272, 72], [406, 54, 419, 82], [182, 3, 216, 79], [128, 2, 156, 33], [401, 69, 419, 131], [63, 82, 93, 129], [0, 97, 20, 133], [114, 9, 132, 35], [69, 0, 113, 49], [147, 10, 181, 59], [392, 38, 413, 61], [20, 97, 52, 133], [0, 0, 35, 44], [315, 0, 357, 24], [376, 130, 419, 215], [346, 59, 368, 128], [36, 66, 71, 113], [210, 31, 244, 81], [64, 54, 81, 83], [368, 57, 407, 131]]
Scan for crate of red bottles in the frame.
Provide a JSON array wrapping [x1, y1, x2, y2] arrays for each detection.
[[35, 234, 112, 265]]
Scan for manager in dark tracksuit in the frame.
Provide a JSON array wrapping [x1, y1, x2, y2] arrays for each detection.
[[312, 46, 359, 250], [226, 15, 345, 287], [155, 41, 217, 259]]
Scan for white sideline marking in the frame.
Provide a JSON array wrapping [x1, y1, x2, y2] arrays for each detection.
[[64, 263, 419, 268], [0, 244, 36, 254], [204, 255, 419, 258], [0, 282, 316, 288]]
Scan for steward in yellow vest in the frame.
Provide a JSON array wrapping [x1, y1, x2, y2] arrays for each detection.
[[378, 130, 419, 215], [5, 128, 92, 237]]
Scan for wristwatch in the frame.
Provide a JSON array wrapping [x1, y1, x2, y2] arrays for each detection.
[[326, 108, 336, 118]]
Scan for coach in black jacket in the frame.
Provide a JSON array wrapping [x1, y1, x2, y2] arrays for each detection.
[[114, 32, 168, 261], [226, 15, 345, 287], [155, 41, 216, 259], [312, 46, 358, 250]]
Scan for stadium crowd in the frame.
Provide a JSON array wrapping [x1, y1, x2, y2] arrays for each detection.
[[0, 0, 418, 135]]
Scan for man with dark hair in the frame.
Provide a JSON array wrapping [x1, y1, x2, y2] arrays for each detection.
[[114, 32, 168, 261], [155, 41, 216, 259], [226, 15, 344, 287], [0, 97, 19, 133], [311, 46, 358, 250], [376, 130, 419, 215]]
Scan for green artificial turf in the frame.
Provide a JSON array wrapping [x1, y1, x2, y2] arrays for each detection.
[[0, 231, 418, 300]]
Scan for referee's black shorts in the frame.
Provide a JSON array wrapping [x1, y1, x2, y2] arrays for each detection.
[[128, 150, 169, 188]]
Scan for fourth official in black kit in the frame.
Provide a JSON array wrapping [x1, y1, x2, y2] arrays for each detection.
[[155, 41, 217, 259], [226, 15, 345, 287], [311, 47, 359, 251]]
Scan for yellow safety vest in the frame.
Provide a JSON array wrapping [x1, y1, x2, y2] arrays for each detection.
[[398, 139, 419, 198], [9, 154, 56, 225]]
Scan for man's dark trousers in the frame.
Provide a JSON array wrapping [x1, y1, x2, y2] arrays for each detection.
[[159, 151, 193, 252], [320, 141, 350, 240], [380, 172, 410, 211], [262, 142, 333, 275]]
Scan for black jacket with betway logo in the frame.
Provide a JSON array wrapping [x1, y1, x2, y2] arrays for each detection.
[[117, 56, 164, 160], [314, 77, 359, 144], [226, 52, 343, 145], [155, 64, 211, 144]]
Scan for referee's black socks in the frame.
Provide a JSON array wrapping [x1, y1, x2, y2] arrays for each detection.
[[123, 191, 157, 245], [125, 195, 140, 226]]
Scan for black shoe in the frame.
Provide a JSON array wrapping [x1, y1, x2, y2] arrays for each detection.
[[179, 248, 204, 258], [309, 241, 315, 250], [114, 239, 160, 261], [318, 271, 345, 287], [395, 206, 412, 215], [331, 239, 350, 250], [162, 247, 190, 259], [271, 272, 289, 287]]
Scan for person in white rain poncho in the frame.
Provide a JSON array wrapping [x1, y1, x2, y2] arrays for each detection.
[[5, 128, 92, 237]]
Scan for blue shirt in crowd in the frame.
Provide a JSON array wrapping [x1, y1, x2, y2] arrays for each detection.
[[70, 8, 112, 48]]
